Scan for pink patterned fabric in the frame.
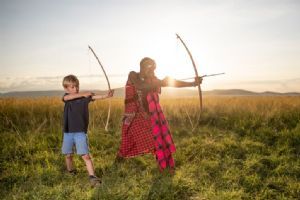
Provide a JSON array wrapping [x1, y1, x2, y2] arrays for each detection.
[[147, 92, 176, 171]]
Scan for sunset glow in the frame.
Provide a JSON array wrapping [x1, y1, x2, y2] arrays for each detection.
[[1, 0, 300, 93]]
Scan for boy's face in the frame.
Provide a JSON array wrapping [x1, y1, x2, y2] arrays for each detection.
[[64, 84, 78, 94]]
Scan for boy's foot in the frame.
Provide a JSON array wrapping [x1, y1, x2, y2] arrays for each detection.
[[67, 169, 77, 176], [89, 175, 101, 187]]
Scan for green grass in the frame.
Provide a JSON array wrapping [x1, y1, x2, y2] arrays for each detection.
[[0, 96, 299, 199]]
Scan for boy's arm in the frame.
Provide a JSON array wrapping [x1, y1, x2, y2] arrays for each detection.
[[92, 90, 114, 100], [63, 92, 93, 101]]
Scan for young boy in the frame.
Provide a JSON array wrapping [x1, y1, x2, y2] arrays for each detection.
[[61, 74, 113, 186]]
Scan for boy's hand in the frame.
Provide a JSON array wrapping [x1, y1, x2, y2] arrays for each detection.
[[107, 90, 114, 98]]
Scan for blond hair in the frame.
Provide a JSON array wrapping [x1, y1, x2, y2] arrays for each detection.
[[62, 75, 79, 89]]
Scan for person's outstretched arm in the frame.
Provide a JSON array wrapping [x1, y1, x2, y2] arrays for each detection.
[[92, 90, 114, 100], [63, 92, 93, 101], [128, 71, 202, 89], [128, 71, 161, 90], [161, 76, 202, 88]]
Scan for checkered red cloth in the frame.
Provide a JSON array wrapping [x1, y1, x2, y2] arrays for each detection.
[[118, 83, 155, 157], [117, 79, 176, 172], [147, 92, 176, 171]]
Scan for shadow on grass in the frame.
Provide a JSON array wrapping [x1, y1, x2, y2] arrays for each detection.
[[91, 155, 177, 200], [145, 172, 175, 200]]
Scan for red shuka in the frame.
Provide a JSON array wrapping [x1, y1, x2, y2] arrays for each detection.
[[118, 79, 176, 171], [118, 82, 155, 157]]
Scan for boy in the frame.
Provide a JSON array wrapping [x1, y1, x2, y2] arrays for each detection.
[[62, 74, 113, 186]]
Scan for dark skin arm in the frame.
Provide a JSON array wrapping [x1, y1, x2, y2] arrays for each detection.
[[128, 71, 202, 89], [128, 71, 161, 90], [161, 76, 202, 87]]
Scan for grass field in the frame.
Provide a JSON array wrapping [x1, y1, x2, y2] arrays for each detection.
[[0, 96, 300, 199]]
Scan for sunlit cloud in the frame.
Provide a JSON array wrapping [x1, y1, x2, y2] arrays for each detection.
[[0, 74, 127, 92]]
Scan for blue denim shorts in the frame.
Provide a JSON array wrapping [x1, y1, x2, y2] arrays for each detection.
[[62, 132, 89, 155]]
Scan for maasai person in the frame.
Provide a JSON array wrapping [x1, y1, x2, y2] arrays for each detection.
[[117, 57, 202, 172]]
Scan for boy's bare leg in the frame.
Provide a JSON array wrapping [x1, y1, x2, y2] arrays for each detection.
[[82, 154, 95, 176], [82, 154, 101, 186], [65, 154, 74, 171]]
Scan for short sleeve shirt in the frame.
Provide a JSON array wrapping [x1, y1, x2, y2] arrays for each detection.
[[62, 94, 93, 133]]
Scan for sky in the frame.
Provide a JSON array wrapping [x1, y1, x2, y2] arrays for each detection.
[[1, 0, 300, 93]]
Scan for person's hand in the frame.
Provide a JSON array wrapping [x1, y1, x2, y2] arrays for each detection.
[[194, 77, 203, 86], [107, 89, 114, 98]]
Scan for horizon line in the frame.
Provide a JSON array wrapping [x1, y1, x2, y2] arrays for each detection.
[[1, 88, 300, 95]]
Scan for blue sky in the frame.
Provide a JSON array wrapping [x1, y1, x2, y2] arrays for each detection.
[[1, 0, 300, 92]]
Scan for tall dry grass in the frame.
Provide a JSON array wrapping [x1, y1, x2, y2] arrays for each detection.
[[0, 96, 299, 199]]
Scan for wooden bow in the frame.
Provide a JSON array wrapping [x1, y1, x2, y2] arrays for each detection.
[[176, 34, 203, 112], [88, 46, 111, 131]]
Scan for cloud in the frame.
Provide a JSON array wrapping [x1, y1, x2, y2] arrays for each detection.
[[0, 74, 127, 92]]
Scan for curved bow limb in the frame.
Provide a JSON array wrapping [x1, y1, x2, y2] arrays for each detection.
[[88, 46, 111, 131], [176, 34, 203, 112]]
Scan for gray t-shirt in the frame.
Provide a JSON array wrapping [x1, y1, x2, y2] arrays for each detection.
[[62, 94, 93, 133]]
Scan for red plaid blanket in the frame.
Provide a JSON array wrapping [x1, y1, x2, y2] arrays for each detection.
[[147, 92, 176, 171], [118, 84, 155, 157], [118, 81, 176, 172]]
